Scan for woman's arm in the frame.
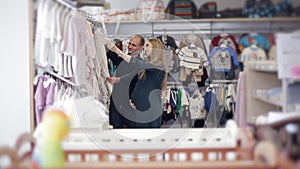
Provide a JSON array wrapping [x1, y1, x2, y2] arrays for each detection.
[[97, 30, 132, 63], [110, 45, 155, 70], [106, 40, 158, 71], [106, 77, 120, 84], [110, 46, 131, 63]]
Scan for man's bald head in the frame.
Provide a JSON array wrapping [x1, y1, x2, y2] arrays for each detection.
[[127, 35, 145, 56]]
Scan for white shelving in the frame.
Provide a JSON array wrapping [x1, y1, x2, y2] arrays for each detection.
[[245, 61, 282, 124], [246, 60, 300, 124], [282, 79, 300, 112], [251, 93, 282, 107], [104, 17, 300, 38]]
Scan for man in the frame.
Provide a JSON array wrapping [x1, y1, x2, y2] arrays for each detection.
[[106, 35, 145, 128]]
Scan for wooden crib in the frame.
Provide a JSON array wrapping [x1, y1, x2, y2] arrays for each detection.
[[60, 128, 274, 169], [0, 128, 297, 169]]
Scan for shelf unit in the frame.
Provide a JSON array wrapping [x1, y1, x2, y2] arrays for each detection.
[[245, 61, 282, 124], [104, 17, 300, 39], [251, 95, 282, 107], [246, 60, 300, 124], [282, 78, 300, 112]]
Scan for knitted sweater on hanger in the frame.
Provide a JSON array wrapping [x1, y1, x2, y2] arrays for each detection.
[[177, 46, 207, 69]]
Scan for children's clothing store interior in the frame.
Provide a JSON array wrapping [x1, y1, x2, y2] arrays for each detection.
[[1, 0, 300, 168]]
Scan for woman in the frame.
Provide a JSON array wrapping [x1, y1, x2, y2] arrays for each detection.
[[108, 38, 168, 128]]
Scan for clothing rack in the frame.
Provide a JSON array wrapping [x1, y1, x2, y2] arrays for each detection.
[[56, 0, 77, 9], [166, 81, 182, 87], [153, 28, 276, 35], [56, 0, 106, 8], [80, 10, 105, 28], [211, 79, 238, 84], [204, 81, 237, 128], [35, 64, 77, 86], [165, 81, 197, 128], [55, 0, 105, 28], [101, 18, 300, 41]]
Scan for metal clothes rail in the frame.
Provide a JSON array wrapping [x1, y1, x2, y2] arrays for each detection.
[[35, 64, 77, 86], [56, 0, 106, 8]]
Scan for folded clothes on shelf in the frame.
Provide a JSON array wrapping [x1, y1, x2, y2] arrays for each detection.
[[252, 86, 282, 105], [266, 87, 282, 101]]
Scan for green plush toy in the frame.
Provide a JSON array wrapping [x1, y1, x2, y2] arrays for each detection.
[[40, 109, 70, 168]]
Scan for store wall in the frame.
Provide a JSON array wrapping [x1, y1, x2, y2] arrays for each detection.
[[0, 0, 30, 145]]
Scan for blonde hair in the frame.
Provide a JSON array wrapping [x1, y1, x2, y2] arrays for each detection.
[[138, 38, 168, 90]]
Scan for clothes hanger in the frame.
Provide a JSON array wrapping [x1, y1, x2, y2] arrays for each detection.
[[43, 75, 56, 89], [163, 28, 167, 45], [220, 42, 227, 48], [220, 28, 228, 37], [250, 28, 258, 37], [188, 30, 197, 49], [33, 73, 44, 85], [189, 42, 196, 49], [250, 39, 258, 49]]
